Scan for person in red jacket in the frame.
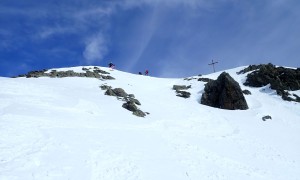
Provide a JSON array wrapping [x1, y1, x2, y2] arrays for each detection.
[[145, 69, 149, 76]]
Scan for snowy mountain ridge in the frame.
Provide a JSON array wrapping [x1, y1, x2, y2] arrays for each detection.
[[0, 65, 300, 180]]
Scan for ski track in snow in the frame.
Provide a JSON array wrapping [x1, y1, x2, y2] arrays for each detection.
[[0, 66, 299, 180]]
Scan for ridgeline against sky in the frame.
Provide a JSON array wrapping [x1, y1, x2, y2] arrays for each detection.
[[0, 0, 299, 77]]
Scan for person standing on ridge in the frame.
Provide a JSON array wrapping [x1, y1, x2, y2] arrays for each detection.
[[145, 69, 149, 76], [108, 62, 115, 70]]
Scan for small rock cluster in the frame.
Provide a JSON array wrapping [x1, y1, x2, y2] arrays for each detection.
[[100, 85, 147, 117], [183, 77, 198, 81], [262, 115, 272, 121], [183, 74, 202, 81], [239, 63, 300, 102], [15, 67, 115, 80], [201, 72, 249, 110], [236, 64, 265, 75], [198, 77, 213, 83], [242, 89, 252, 95], [172, 85, 191, 98]]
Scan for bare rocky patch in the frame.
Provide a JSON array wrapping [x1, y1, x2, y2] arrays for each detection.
[[238, 63, 300, 103], [172, 85, 191, 98], [14, 67, 115, 80], [100, 84, 147, 117]]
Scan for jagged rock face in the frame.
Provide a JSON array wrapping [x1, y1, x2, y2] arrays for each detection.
[[244, 64, 300, 90], [242, 64, 300, 102], [201, 72, 249, 110]]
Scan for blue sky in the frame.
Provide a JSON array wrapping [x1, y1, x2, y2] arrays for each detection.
[[1, 0, 299, 77]]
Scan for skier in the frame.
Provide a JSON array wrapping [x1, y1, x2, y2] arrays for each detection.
[[108, 62, 115, 70], [145, 69, 149, 76]]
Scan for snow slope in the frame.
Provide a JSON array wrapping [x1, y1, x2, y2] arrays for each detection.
[[0, 66, 299, 180]]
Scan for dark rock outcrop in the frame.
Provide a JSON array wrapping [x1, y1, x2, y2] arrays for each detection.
[[201, 72, 249, 110], [133, 110, 146, 117], [176, 91, 191, 98], [93, 69, 110, 74], [100, 84, 147, 117], [101, 75, 115, 80], [122, 101, 146, 117], [172, 85, 191, 98], [242, 63, 300, 102], [85, 71, 101, 78], [104, 88, 130, 98], [184, 77, 198, 81], [172, 85, 191, 91], [262, 115, 272, 121], [122, 101, 138, 112], [100, 84, 111, 90], [242, 90, 252, 95], [125, 97, 141, 105], [112, 88, 128, 97], [17, 67, 114, 80], [104, 88, 117, 96], [25, 69, 48, 78], [198, 77, 213, 83], [293, 94, 300, 102], [237, 64, 263, 75]]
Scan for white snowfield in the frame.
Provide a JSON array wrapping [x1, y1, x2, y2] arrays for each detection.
[[0, 66, 299, 180]]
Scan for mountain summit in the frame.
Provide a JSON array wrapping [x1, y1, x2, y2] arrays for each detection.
[[1, 65, 299, 180]]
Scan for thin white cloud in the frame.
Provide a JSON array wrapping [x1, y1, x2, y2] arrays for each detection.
[[121, 0, 209, 8], [37, 26, 75, 39], [122, 6, 160, 71], [74, 6, 112, 20], [83, 33, 108, 64]]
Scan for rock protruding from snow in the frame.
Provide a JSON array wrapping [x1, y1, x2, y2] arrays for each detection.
[[241, 63, 300, 102], [172, 85, 191, 91], [201, 72, 249, 110], [262, 115, 272, 121], [236, 64, 263, 75], [176, 91, 191, 98], [198, 77, 213, 83], [122, 101, 146, 117], [172, 85, 191, 98], [100, 85, 147, 117], [242, 89, 252, 95], [15, 67, 115, 80]]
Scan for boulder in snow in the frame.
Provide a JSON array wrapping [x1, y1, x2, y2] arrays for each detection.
[[201, 72, 249, 110], [176, 90, 191, 98], [172, 85, 191, 91], [122, 101, 146, 117], [262, 115, 272, 121]]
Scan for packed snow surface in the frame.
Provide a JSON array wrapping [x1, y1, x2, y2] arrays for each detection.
[[0, 66, 299, 180]]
